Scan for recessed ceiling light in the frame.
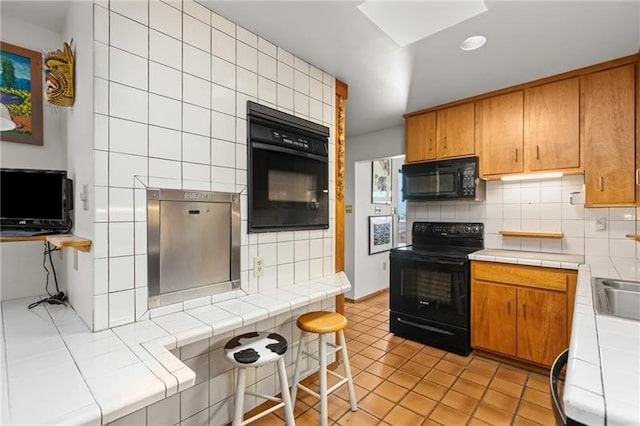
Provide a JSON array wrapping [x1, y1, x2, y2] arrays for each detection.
[[460, 35, 487, 51]]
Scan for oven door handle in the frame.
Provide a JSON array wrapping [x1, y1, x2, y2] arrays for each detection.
[[396, 317, 454, 336], [415, 258, 466, 268]]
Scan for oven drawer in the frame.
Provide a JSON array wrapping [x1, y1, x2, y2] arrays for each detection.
[[390, 311, 471, 356], [473, 261, 568, 291]]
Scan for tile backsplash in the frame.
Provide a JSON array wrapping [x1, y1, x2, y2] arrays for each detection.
[[92, 0, 336, 330], [407, 175, 638, 259]]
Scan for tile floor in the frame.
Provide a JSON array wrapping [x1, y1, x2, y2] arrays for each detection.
[[254, 291, 560, 425]]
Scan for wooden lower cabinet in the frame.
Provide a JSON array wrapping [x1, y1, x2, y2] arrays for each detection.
[[516, 287, 567, 366], [471, 281, 516, 357], [471, 261, 576, 367]]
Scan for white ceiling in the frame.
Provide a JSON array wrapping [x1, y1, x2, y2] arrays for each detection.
[[203, 1, 640, 137], [2, 1, 639, 138]]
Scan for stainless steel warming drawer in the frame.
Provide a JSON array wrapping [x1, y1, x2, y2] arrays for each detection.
[[147, 188, 240, 308]]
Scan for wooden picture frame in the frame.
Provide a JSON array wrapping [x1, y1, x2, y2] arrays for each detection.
[[371, 158, 392, 204], [0, 42, 43, 146], [369, 215, 393, 254]]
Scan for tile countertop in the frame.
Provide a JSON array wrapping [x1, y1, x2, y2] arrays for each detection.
[[468, 248, 584, 269], [566, 257, 640, 426], [0, 273, 351, 425]]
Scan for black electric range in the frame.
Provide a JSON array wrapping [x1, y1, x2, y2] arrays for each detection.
[[389, 222, 484, 356]]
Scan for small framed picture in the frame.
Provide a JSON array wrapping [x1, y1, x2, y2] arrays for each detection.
[[369, 215, 393, 255], [371, 158, 392, 204]]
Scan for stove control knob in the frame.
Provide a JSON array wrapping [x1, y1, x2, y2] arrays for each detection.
[[464, 225, 472, 233], [472, 225, 481, 233]]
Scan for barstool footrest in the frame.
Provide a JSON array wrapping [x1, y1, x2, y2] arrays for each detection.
[[295, 376, 349, 401], [302, 344, 342, 362], [243, 401, 285, 425], [244, 391, 282, 404], [296, 383, 321, 400]]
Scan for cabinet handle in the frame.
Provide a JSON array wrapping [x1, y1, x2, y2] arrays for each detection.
[[599, 176, 604, 192], [507, 299, 511, 314], [429, 138, 433, 151], [444, 136, 447, 150], [515, 149, 518, 163], [536, 145, 540, 160], [636, 168, 640, 186], [522, 302, 526, 319]]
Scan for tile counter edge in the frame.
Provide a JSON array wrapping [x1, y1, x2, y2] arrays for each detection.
[[1, 272, 352, 425]]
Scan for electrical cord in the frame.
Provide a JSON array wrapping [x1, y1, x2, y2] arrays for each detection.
[[28, 241, 67, 309]]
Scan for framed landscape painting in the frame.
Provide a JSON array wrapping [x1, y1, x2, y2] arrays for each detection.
[[369, 215, 393, 254], [0, 42, 43, 145], [372, 158, 392, 204]]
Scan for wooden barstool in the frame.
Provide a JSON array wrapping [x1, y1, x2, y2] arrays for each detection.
[[224, 331, 295, 426], [290, 311, 357, 426]]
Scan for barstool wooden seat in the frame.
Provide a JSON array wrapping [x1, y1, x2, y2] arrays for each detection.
[[291, 311, 357, 426], [224, 331, 295, 426]]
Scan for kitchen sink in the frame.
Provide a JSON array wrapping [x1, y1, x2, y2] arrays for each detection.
[[592, 278, 640, 321]]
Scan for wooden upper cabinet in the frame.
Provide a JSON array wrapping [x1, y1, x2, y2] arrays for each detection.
[[478, 91, 524, 176], [516, 287, 567, 367], [525, 78, 580, 172], [405, 112, 436, 163], [437, 102, 475, 159], [584, 64, 636, 206]]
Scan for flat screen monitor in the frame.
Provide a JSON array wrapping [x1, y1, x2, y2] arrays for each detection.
[[0, 168, 71, 232]]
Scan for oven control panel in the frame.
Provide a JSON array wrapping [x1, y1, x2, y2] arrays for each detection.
[[413, 222, 483, 237]]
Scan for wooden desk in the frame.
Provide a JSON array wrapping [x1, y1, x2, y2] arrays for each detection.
[[0, 234, 91, 252]]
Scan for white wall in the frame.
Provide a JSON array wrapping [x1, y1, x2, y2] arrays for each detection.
[[63, 1, 95, 329], [344, 125, 403, 299], [91, 0, 336, 330], [0, 14, 66, 301]]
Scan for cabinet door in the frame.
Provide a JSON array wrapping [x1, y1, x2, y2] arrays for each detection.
[[437, 102, 475, 159], [478, 91, 524, 176], [471, 281, 516, 356], [405, 112, 436, 162], [584, 64, 636, 206], [525, 78, 580, 172], [517, 287, 567, 367]]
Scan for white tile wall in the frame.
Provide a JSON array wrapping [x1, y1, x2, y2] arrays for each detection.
[[407, 175, 638, 258], [93, 0, 336, 331]]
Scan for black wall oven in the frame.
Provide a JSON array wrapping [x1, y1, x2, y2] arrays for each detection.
[[247, 101, 330, 232], [390, 222, 483, 356]]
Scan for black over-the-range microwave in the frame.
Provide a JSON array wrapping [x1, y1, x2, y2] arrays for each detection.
[[402, 156, 486, 201]]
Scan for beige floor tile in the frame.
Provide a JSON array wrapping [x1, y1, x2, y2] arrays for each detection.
[[411, 352, 441, 368], [495, 364, 529, 385], [440, 389, 479, 415], [522, 386, 553, 409], [387, 369, 421, 389], [349, 353, 375, 370], [354, 371, 386, 389], [378, 352, 407, 368], [425, 368, 457, 388], [482, 388, 520, 413], [399, 391, 437, 417], [359, 346, 387, 361], [336, 407, 380, 426], [434, 359, 465, 376], [459, 369, 492, 387], [383, 405, 425, 425], [373, 381, 409, 403], [444, 351, 475, 366], [391, 343, 421, 358], [413, 380, 448, 401], [354, 333, 379, 346], [429, 404, 470, 425], [526, 373, 551, 394], [467, 357, 500, 377], [366, 361, 396, 379], [473, 400, 514, 426], [517, 400, 557, 424], [451, 377, 487, 400], [359, 392, 395, 419], [398, 360, 429, 378], [489, 376, 525, 398]]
